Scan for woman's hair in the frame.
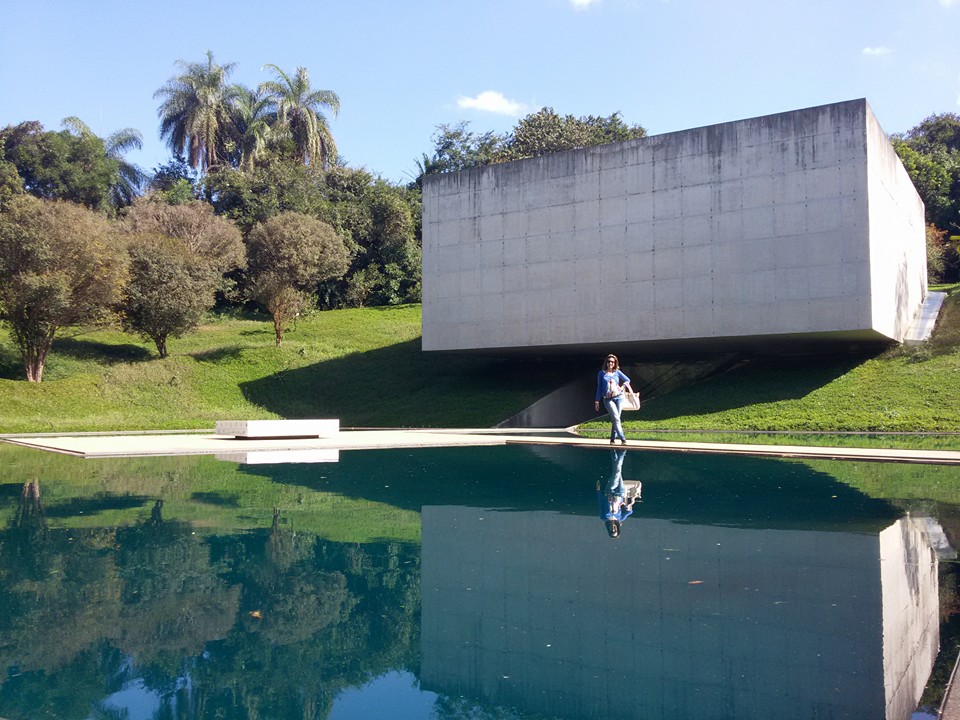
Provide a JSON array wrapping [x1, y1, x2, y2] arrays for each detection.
[[602, 354, 620, 371], [605, 518, 621, 538]]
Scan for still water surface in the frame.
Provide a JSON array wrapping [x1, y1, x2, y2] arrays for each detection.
[[0, 442, 958, 720]]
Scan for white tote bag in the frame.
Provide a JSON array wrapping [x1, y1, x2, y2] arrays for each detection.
[[621, 391, 641, 411]]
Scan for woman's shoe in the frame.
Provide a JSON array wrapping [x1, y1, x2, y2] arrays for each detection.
[[620, 439, 628, 445]]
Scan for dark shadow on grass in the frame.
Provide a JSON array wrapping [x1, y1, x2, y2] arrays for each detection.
[[52, 337, 153, 364], [240, 338, 587, 427], [0, 344, 25, 379], [191, 345, 246, 364], [638, 352, 878, 421], [44, 493, 152, 518], [191, 491, 240, 507]]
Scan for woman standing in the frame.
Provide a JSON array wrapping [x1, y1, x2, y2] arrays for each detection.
[[594, 354, 633, 445]]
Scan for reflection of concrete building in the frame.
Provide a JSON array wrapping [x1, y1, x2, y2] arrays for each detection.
[[420, 509, 938, 720], [422, 99, 926, 355]]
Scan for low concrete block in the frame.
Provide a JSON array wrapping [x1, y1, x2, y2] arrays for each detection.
[[215, 419, 340, 439]]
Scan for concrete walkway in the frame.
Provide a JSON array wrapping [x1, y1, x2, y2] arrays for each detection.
[[4, 428, 960, 464]]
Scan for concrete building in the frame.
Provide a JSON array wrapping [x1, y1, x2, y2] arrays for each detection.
[[421, 99, 927, 355]]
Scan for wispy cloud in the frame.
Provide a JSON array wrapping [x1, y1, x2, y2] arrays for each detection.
[[570, 0, 601, 8], [862, 46, 893, 57], [940, 0, 956, 8], [456, 91, 528, 116]]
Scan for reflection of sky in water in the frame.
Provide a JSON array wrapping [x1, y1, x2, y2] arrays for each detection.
[[94, 680, 160, 720], [329, 671, 437, 720]]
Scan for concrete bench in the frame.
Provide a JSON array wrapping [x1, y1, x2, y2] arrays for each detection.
[[215, 419, 339, 439]]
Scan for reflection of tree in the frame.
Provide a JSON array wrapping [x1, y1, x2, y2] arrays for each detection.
[[0, 482, 125, 717], [0, 492, 422, 720], [115, 499, 240, 670]]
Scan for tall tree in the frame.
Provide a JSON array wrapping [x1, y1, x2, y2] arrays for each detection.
[[228, 86, 275, 170], [61, 117, 145, 209], [0, 196, 128, 381], [155, 51, 239, 173], [260, 65, 340, 169]]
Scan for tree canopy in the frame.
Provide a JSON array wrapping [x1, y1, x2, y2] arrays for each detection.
[[0, 120, 143, 215], [0, 196, 128, 381], [893, 113, 960, 281], [246, 211, 350, 345]]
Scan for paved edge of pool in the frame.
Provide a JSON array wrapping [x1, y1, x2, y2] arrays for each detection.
[[3, 428, 960, 465]]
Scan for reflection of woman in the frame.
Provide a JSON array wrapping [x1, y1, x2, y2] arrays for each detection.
[[594, 354, 633, 445], [597, 448, 637, 538]]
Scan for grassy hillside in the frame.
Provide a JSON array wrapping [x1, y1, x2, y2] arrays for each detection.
[[1, 286, 958, 435], [0, 305, 574, 433]]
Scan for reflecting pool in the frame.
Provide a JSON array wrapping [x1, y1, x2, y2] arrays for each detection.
[[0, 441, 958, 720]]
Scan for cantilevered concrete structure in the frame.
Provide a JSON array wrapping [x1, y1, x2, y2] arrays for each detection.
[[422, 99, 927, 354]]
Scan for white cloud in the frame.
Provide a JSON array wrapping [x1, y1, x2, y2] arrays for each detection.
[[456, 91, 528, 116], [862, 46, 893, 57], [939, 0, 956, 7], [570, 0, 601, 8]]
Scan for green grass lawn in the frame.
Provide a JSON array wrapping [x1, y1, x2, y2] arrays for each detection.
[[0, 305, 575, 433], [1, 286, 959, 436], [580, 283, 960, 439]]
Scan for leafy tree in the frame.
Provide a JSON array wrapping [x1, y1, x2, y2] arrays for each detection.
[[154, 50, 239, 173], [0, 196, 128, 381], [260, 64, 340, 169], [414, 110, 646, 185], [119, 234, 218, 357], [204, 157, 327, 235], [315, 169, 421, 308], [123, 196, 244, 275], [246, 211, 349, 345], [1, 121, 127, 214], [149, 155, 198, 205], [893, 113, 960, 281], [494, 107, 646, 162], [61, 117, 145, 209], [0, 158, 23, 209], [409, 122, 504, 188]]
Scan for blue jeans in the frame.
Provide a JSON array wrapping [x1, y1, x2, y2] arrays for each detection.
[[603, 395, 625, 442]]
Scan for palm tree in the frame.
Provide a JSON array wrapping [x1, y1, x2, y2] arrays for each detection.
[[154, 51, 239, 173], [259, 65, 340, 169], [61, 116, 145, 208], [228, 86, 275, 170]]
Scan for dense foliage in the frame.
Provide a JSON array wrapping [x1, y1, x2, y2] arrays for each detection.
[[246, 211, 350, 345], [119, 234, 218, 357], [0, 196, 128, 381], [892, 113, 960, 281]]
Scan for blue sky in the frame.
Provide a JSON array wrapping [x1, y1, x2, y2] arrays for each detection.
[[2, 0, 958, 185]]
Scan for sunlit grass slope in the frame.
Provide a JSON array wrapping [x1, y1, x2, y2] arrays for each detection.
[[581, 283, 960, 436], [0, 305, 573, 433]]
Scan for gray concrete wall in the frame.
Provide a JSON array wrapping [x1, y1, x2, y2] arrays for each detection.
[[420, 509, 938, 720], [422, 99, 927, 354]]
